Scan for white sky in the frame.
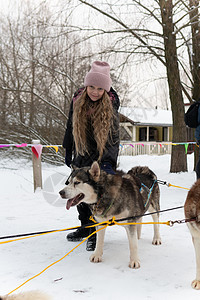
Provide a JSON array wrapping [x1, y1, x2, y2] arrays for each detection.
[[0, 0, 170, 110]]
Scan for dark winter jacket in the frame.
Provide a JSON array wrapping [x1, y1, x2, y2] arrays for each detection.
[[62, 87, 120, 170], [195, 105, 200, 144]]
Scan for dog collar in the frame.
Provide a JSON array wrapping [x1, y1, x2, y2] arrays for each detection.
[[100, 198, 115, 218]]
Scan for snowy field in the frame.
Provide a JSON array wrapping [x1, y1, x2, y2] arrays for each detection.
[[0, 153, 200, 299]]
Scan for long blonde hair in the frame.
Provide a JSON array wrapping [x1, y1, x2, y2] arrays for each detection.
[[73, 89, 114, 160]]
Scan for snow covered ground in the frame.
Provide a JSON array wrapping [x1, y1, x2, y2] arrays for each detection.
[[0, 153, 199, 299]]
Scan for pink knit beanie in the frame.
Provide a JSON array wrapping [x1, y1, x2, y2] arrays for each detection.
[[84, 61, 112, 92]]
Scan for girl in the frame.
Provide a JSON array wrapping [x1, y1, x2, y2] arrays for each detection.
[[62, 61, 120, 251]]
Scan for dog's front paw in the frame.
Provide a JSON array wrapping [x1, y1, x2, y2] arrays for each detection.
[[191, 279, 200, 290], [90, 253, 103, 263], [152, 237, 161, 245], [129, 259, 140, 269]]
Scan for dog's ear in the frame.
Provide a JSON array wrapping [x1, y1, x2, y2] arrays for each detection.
[[89, 161, 100, 182]]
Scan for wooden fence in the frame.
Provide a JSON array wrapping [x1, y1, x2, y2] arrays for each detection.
[[119, 142, 172, 156]]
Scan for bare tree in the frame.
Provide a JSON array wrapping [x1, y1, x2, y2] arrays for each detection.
[[0, 1, 94, 163], [1, 0, 198, 170], [76, 0, 200, 172], [188, 0, 200, 100], [159, 0, 187, 172], [187, 0, 200, 170]]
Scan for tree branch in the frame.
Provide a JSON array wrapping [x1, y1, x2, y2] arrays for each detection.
[[0, 86, 68, 120], [79, 0, 166, 66]]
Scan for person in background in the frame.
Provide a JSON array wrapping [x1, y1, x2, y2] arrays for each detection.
[[62, 61, 120, 251], [195, 104, 200, 179]]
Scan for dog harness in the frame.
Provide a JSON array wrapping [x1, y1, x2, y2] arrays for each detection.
[[91, 179, 157, 219], [139, 179, 157, 209]]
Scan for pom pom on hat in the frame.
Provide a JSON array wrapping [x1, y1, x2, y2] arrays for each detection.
[[84, 61, 112, 92]]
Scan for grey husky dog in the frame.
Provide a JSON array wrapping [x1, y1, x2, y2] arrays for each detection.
[[60, 161, 161, 268]]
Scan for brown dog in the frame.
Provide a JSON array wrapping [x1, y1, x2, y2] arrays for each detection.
[[184, 179, 200, 290], [0, 291, 51, 300]]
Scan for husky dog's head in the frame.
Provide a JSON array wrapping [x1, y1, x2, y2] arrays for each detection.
[[59, 161, 101, 210]]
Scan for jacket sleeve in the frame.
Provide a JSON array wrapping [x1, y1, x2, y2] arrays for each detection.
[[101, 89, 120, 169], [62, 100, 74, 164], [110, 87, 120, 111], [195, 106, 200, 143]]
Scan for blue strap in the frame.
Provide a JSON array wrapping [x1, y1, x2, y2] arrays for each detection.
[[140, 180, 157, 208]]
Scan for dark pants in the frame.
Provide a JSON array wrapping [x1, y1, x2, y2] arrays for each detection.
[[77, 202, 93, 225]]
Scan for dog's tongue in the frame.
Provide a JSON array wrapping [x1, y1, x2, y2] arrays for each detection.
[[66, 198, 74, 210], [66, 194, 84, 210]]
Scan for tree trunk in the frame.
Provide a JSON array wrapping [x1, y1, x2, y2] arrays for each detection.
[[189, 0, 200, 101], [159, 0, 187, 172], [189, 0, 200, 172]]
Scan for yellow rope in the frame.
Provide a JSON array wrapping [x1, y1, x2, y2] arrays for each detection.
[[168, 183, 190, 190], [0, 224, 96, 245], [1, 217, 171, 245], [7, 224, 108, 295], [114, 220, 171, 226], [5, 217, 174, 295], [98, 216, 170, 226], [3, 179, 190, 294], [90, 216, 170, 226]]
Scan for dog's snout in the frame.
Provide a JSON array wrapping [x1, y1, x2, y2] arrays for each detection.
[[59, 190, 66, 197]]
